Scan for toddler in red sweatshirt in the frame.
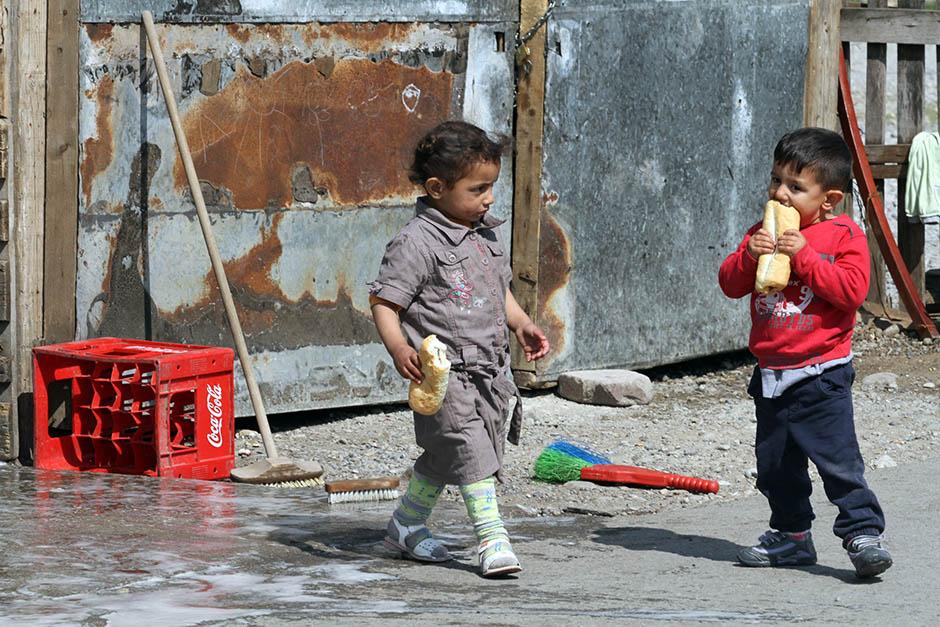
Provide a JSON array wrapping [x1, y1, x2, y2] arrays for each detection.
[[719, 127, 891, 579]]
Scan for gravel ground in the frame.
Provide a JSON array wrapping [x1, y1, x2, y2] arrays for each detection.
[[234, 313, 940, 520]]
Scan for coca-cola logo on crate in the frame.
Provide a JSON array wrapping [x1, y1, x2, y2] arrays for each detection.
[[206, 383, 225, 448]]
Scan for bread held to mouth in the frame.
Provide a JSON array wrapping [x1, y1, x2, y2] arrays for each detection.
[[754, 200, 801, 295], [408, 335, 451, 415]]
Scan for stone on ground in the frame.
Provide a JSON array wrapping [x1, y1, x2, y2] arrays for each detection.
[[557, 369, 654, 406], [861, 372, 898, 390]]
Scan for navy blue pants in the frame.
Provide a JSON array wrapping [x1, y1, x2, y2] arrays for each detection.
[[748, 362, 885, 546]]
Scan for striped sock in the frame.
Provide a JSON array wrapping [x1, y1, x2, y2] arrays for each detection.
[[460, 476, 509, 548], [393, 471, 444, 527]]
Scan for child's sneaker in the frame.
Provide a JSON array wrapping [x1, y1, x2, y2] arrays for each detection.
[[737, 530, 817, 567], [383, 517, 451, 563], [846, 535, 892, 578], [478, 537, 522, 577]]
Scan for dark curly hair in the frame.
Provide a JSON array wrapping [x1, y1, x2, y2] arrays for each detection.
[[409, 120, 509, 187]]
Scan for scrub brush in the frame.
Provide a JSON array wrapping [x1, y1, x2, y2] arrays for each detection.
[[324, 476, 401, 504]]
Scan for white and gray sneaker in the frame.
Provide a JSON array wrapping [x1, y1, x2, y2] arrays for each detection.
[[383, 517, 452, 563], [847, 535, 892, 578], [737, 530, 817, 567]]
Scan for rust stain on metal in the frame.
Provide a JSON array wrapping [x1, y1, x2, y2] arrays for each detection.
[[323, 23, 422, 51], [224, 23, 251, 43], [150, 212, 376, 350], [157, 277, 376, 351], [85, 24, 113, 44], [537, 210, 571, 358], [175, 58, 453, 208], [225, 23, 291, 44], [80, 75, 115, 207], [222, 212, 286, 301]]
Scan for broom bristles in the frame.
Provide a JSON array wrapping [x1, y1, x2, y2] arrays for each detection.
[[533, 447, 594, 483], [547, 439, 611, 465]]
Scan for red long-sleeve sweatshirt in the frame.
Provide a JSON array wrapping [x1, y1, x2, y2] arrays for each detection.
[[718, 214, 870, 369]]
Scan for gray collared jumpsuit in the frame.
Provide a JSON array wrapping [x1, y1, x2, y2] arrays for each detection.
[[370, 198, 523, 485]]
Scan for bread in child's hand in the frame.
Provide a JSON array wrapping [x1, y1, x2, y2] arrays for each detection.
[[755, 200, 801, 294], [408, 335, 451, 415]]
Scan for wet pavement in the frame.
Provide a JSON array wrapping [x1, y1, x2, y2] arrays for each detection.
[[1, 458, 937, 625]]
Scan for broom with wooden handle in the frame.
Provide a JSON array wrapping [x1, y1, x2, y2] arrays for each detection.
[[142, 11, 323, 486]]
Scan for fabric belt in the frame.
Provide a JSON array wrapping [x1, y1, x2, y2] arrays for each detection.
[[449, 344, 524, 448]]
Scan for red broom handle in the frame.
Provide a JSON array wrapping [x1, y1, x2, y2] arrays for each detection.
[[580, 464, 719, 494]]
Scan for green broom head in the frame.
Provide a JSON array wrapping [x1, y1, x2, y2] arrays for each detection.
[[533, 447, 594, 483]]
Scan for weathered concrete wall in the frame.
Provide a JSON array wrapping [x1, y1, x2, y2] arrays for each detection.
[[76, 3, 515, 415], [534, 0, 809, 377]]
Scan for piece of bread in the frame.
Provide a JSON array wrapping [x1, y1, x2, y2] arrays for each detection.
[[754, 200, 801, 294], [408, 335, 451, 415]]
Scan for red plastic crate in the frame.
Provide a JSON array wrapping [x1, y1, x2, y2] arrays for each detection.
[[33, 337, 235, 480]]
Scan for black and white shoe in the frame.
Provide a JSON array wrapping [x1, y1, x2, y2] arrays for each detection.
[[847, 535, 892, 578], [737, 530, 817, 567]]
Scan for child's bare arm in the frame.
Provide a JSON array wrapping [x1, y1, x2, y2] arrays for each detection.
[[370, 296, 423, 382], [506, 290, 550, 362]]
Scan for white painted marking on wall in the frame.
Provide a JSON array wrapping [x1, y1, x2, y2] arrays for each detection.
[[401, 83, 421, 113]]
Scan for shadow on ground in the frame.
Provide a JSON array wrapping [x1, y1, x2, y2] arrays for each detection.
[[593, 525, 872, 582]]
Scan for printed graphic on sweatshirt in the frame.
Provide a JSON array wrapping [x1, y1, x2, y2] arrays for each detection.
[[755, 284, 815, 331]]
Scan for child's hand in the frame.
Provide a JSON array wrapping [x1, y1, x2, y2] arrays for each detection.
[[515, 322, 550, 362], [746, 228, 776, 259], [776, 229, 806, 257], [391, 344, 424, 383]]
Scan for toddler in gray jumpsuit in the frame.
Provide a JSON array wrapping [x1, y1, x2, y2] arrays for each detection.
[[369, 120, 550, 577]]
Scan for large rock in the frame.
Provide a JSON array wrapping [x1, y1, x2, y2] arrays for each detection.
[[557, 369, 654, 407], [861, 372, 898, 391]]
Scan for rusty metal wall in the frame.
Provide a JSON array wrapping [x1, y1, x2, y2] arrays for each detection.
[[534, 0, 810, 378], [76, 2, 516, 414]]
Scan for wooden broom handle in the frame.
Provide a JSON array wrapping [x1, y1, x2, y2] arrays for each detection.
[[142, 11, 279, 459], [324, 477, 401, 493]]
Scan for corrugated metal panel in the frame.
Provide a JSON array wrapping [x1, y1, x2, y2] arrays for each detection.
[[535, 0, 810, 376], [76, 14, 515, 414]]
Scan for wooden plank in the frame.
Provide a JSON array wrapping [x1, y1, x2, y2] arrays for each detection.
[[43, 0, 79, 344], [0, 200, 8, 242], [865, 0, 887, 308], [0, 259, 8, 321], [840, 41, 853, 218], [842, 7, 940, 45], [0, 0, 6, 117], [896, 0, 926, 296], [0, 0, 10, 461], [510, 0, 549, 376], [870, 163, 905, 179], [803, 0, 842, 130], [864, 143, 911, 163], [11, 0, 48, 460]]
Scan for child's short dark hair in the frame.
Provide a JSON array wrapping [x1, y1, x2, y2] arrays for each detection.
[[773, 127, 853, 192], [409, 120, 509, 186]]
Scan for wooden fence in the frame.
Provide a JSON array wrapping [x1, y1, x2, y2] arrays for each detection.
[[842, 0, 940, 312]]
